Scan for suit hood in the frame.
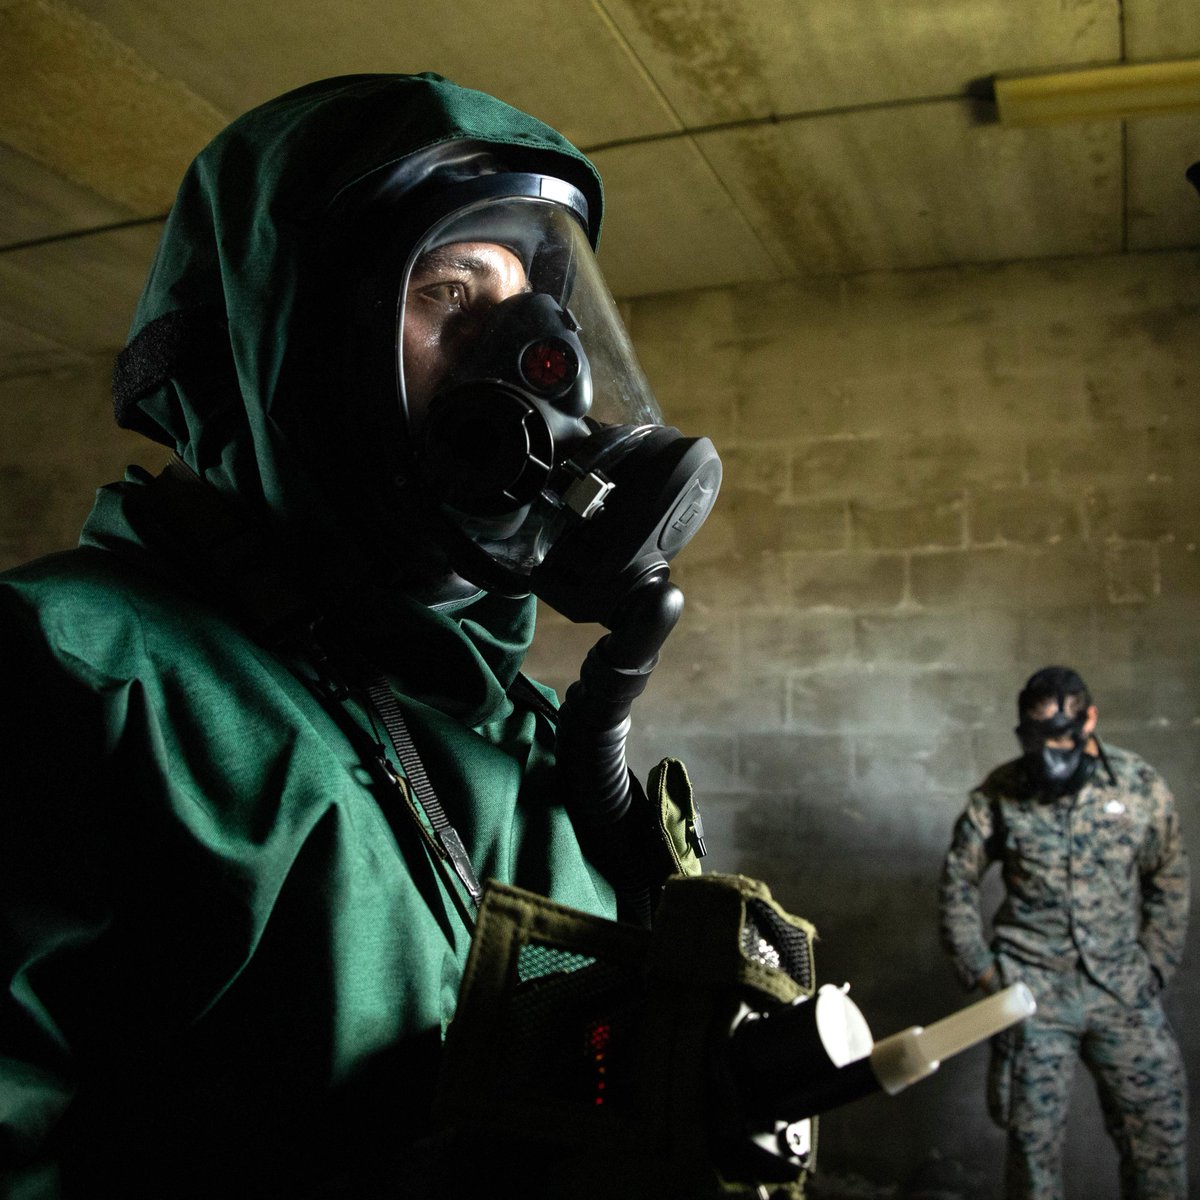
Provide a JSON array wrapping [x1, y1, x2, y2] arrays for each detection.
[[112, 73, 603, 588]]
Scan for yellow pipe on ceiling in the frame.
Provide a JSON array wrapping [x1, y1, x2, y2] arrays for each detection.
[[995, 57, 1200, 126]]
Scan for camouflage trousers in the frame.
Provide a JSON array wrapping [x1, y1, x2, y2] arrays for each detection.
[[989, 957, 1187, 1200]]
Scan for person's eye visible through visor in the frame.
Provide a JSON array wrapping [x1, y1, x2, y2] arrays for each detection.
[[402, 242, 533, 428]]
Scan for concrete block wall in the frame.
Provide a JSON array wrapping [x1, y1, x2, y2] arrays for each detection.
[[0, 353, 166, 569], [2, 250, 1197, 1197], [526, 249, 1200, 1197]]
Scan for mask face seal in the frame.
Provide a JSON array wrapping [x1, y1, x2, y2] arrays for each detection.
[[395, 182, 722, 625]]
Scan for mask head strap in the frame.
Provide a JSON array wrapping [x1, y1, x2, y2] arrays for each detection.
[[1014, 665, 1093, 752]]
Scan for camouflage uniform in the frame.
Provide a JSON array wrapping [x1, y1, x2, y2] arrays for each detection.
[[939, 743, 1189, 1200]]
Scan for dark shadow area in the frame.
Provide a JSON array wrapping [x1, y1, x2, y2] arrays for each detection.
[[963, 76, 999, 126]]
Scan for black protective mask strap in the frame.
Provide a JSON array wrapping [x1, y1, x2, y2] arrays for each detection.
[[1015, 693, 1087, 751]]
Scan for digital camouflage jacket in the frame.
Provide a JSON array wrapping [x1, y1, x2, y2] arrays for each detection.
[[939, 743, 1189, 1007]]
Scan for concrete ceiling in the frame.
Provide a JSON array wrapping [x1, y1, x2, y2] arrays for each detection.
[[1, 0, 1198, 381]]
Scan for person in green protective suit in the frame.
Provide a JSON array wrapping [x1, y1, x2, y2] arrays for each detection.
[[0, 74, 717, 1197]]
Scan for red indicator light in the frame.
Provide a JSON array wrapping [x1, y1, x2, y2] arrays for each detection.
[[586, 1019, 613, 1107], [521, 339, 576, 392]]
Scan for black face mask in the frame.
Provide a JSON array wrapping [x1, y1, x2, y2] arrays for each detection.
[[416, 291, 722, 626], [1032, 741, 1098, 797], [1016, 709, 1097, 798]]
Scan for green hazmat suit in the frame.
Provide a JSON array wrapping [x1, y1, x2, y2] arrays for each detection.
[[0, 74, 623, 1197]]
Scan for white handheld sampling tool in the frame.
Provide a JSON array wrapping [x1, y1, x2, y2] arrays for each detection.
[[869, 982, 1037, 1094], [730, 981, 1037, 1124]]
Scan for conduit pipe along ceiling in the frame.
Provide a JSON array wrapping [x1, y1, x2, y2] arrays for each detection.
[[995, 57, 1200, 125]]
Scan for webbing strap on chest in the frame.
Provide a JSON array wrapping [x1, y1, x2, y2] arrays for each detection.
[[365, 675, 484, 909]]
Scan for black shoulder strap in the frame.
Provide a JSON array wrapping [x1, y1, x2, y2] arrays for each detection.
[[364, 675, 483, 912], [1095, 737, 1118, 786]]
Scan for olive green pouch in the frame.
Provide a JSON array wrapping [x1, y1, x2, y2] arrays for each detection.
[[429, 873, 818, 1198], [647, 756, 705, 878]]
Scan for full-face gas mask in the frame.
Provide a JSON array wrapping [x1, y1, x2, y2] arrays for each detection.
[[1015, 695, 1097, 798], [391, 170, 721, 626]]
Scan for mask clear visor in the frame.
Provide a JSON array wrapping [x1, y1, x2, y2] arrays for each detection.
[[398, 195, 661, 434], [397, 195, 666, 576]]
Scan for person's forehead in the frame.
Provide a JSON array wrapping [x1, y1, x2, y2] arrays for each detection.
[[412, 242, 522, 277]]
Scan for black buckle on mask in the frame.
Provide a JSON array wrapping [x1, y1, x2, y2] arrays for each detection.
[[413, 422, 722, 628], [528, 426, 721, 624]]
